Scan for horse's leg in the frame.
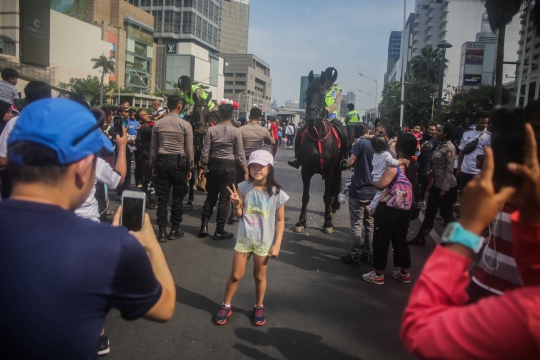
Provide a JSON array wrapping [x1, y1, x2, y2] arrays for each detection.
[[322, 167, 335, 234], [331, 166, 342, 214], [294, 168, 312, 233]]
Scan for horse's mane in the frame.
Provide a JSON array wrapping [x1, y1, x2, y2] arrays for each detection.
[[305, 77, 325, 126]]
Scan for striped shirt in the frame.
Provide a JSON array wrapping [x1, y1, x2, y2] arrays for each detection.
[[471, 204, 523, 295]]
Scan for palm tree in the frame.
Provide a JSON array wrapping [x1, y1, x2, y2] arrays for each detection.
[[410, 45, 448, 85], [481, 0, 539, 104], [91, 55, 115, 106]]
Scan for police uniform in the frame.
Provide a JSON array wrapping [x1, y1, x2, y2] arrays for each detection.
[[325, 84, 350, 166], [199, 122, 247, 239], [149, 113, 194, 241], [346, 109, 360, 138], [183, 85, 216, 112]]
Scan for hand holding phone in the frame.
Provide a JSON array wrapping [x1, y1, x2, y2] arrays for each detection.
[[121, 191, 146, 231], [113, 116, 125, 138]]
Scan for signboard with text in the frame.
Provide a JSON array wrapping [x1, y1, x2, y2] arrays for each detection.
[[463, 74, 482, 86], [21, 0, 50, 67], [465, 43, 485, 65]]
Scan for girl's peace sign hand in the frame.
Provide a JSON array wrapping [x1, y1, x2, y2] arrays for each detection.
[[227, 184, 240, 206]]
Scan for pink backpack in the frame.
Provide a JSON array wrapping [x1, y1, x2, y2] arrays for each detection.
[[384, 166, 413, 211]]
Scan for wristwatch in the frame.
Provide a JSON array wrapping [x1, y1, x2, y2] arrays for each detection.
[[441, 222, 483, 253]]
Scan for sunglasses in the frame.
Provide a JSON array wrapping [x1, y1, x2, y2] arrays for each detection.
[[72, 113, 105, 146]]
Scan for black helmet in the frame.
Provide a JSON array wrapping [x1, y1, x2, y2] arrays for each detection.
[[347, 103, 354, 110], [178, 75, 192, 90], [324, 67, 338, 82]]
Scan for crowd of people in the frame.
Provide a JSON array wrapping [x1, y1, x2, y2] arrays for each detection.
[[1, 66, 539, 359]]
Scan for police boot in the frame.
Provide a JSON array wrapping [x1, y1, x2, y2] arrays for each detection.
[[213, 223, 234, 240], [168, 223, 184, 240], [407, 217, 435, 247], [157, 226, 168, 243], [199, 216, 209, 238]]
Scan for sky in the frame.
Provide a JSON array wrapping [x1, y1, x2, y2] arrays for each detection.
[[247, 0, 415, 115]]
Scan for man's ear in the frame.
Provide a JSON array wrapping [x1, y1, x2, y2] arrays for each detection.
[[74, 155, 96, 189]]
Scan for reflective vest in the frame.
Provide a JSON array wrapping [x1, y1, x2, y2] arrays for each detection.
[[184, 85, 215, 111], [325, 85, 341, 119], [347, 110, 359, 125]]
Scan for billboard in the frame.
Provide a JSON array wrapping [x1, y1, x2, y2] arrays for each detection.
[[21, 0, 50, 67], [463, 74, 482, 86], [465, 43, 485, 65]]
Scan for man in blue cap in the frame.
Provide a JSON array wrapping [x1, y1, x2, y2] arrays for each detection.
[[0, 99, 176, 359]]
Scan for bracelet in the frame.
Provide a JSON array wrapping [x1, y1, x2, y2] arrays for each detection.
[[232, 205, 241, 210]]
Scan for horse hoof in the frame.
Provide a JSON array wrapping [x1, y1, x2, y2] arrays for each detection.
[[185, 204, 193, 211], [294, 226, 305, 233], [323, 227, 334, 234]]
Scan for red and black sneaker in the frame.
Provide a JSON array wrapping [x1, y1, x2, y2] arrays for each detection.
[[212, 305, 232, 325], [252, 305, 266, 326]]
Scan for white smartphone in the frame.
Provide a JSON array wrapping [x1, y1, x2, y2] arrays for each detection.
[[121, 191, 146, 231]]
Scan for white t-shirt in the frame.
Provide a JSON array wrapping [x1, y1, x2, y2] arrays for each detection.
[[458, 130, 491, 175], [371, 151, 400, 182], [285, 125, 294, 135], [153, 107, 166, 119], [0, 116, 18, 157], [75, 158, 121, 222]]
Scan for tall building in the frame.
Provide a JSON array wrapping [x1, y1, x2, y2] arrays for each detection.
[[402, 0, 520, 88], [284, 100, 298, 110], [339, 91, 356, 118], [384, 31, 402, 84], [129, 0, 224, 99], [298, 74, 319, 109], [221, 53, 271, 118], [220, 0, 249, 54]]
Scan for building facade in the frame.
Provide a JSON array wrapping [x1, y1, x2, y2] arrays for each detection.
[[284, 99, 298, 110], [221, 53, 271, 118], [384, 31, 402, 85], [339, 91, 356, 119], [220, 0, 249, 54]]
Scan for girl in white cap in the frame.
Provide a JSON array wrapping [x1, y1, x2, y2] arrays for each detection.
[[212, 150, 289, 326]]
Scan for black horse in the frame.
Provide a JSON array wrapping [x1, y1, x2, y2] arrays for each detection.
[[294, 71, 342, 234], [184, 93, 219, 211]]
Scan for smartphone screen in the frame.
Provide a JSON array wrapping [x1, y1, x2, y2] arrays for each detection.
[[122, 197, 144, 231], [490, 106, 526, 188], [113, 116, 124, 137]]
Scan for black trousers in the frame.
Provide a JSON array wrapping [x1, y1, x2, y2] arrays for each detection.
[[140, 155, 156, 204], [202, 160, 237, 224], [134, 150, 143, 186], [94, 181, 107, 222], [418, 163, 431, 202], [0, 169, 12, 199], [155, 154, 187, 226], [460, 172, 476, 191], [372, 203, 412, 270], [425, 186, 456, 223]]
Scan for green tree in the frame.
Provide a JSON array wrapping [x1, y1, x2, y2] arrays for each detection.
[[443, 85, 510, 125], [410, 45, 448, 84], [378, 81, 402, 121], [481, 1, 539, 104], [91, 55, 115, 106], [58, 76, 114, 107], [404, 80, 438, 126]]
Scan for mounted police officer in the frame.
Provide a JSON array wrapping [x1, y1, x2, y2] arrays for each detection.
[[178, 75, 216, 115], [198, 102, 248, 240], [346, 103, 360, 140], [288, 67, 349, 170]]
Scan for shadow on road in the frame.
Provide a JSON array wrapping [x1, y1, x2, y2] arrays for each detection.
[[233, 327, 362, 360]]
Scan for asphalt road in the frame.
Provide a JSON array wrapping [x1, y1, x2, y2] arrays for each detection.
[[103, 147, 445, 360]]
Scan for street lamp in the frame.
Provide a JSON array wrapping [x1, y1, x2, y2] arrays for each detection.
[[357, 90, 372, 111], [358, 73, 378, 114], [236, 90, 247, 119], [436, 41, 452, 124], [430, 93, 437, 121]]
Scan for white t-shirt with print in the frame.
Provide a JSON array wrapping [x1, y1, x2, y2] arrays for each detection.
[[75, 158, 121, 222], [458, 130, 491, 175]]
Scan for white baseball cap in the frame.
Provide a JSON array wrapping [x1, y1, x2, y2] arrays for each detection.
[[248, 150, 274, 167]]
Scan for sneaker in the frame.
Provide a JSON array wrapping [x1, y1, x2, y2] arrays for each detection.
[[98, 335, 110, 356], [252, 305, 266, 326], [392, 270, 411, 283], [340, 254, 361, 267], [212, 304, 232, 325], [362, 271, 384, 285], [338, 193, 346, 204]]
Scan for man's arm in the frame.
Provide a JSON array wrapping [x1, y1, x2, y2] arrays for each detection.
[[0, 117, 17, 166], [185, 123, 194, 170], [149, 125, 159, 170], [456, 150, 464, 178], [326, 90, 341, 114], [264, 128, 275, 145], [113, 127, 129, 186]]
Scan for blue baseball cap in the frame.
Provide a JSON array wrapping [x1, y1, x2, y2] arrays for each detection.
[[8, 98, 113, 165]]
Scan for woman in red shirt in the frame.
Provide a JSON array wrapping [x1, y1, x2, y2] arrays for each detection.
[[271, 118, 279, 158]]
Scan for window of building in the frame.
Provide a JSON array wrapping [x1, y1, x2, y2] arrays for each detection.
[[236, 73, 246, 77], [182, 11, 194, 34], [224, 73, 234, 77], [235, 90, 243, 94], [202, 20, 207, 42], [127, 38, 135, 53], [225, 81, 234, 85], [126, 23, 154, 44], [196, 15, 202, 38], [128, 0, 138, 5], [213, 3, 219, 23], [203, 0, 209, 17], [152, 10, 163, 32], [140, 0, 151, 5], [153, 0, 163, 5], [225, 89, 233, 93], [208, 1, 214, 21], [235, 81, 245, 86], [196, 0, 203, 13], [183, 0, 193, 6], [209, 56, 219, 87]]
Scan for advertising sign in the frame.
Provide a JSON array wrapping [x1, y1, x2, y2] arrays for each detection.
[[463, 74, 482, 86], [465, 43, 485, 65], [21, 0, 50, 67], [166, 43, 177, 54]]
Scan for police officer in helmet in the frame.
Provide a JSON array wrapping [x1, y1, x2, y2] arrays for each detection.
[[178, 75, 216, 115], [346, 103, 360, 140]]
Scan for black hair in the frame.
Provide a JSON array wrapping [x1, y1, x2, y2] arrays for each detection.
[[101, 107, 112, 118], [24, 81, 52, 104], [374, 118, 382, 128], [353, 122, 368, 138], [249, 107, 262, 119], [135, 109, 146, 121], [8, 141, 70, 185], [248, 163, 282, 197], [167, 94, 185, 110], [477, 111, 489, 120], [380, 117, 397, 139], [347, 103, 354, 110], [427, 122, 437, 129], [370, 134, 388, 153], [441, 122, 458, 141], [395, 132, 418, 192], [1, 68, 18, 81], [218, 104, 233, 120]]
